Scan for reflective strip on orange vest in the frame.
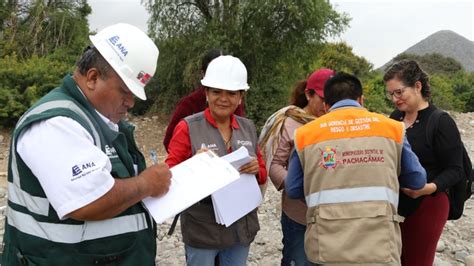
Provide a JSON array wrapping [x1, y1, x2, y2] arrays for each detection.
[[305, 186, 399, 209]]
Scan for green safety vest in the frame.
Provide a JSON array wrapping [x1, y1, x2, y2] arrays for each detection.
[[2, 75, 156, 266]]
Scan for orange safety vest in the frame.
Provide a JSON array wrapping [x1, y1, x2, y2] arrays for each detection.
[[295, 106, 404, 265]]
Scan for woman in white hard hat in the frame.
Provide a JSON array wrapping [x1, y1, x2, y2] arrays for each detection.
[[163, 48, 245, 152], [165, 55, 267, 266]]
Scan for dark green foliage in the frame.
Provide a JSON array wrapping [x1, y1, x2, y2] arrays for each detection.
[[0, 1, 471, 128], [429, 75, 462, 111], [362, 73, 393, 114], [0, 54, 73, 127], [0, 0, 91, 127], [142, 0, 350, 129], [141, 2, 470, 119], [1, 0, 91, 61], [451, 72, 474, 112], [367, 53, 473, 114], [313, 42, 373, 77], [362, 71, 473, 115], [392, 53, 463, 77]]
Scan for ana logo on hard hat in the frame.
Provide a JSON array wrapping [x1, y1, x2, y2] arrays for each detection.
[[89, 23, 159, 100], [107, 36, 128, 62]]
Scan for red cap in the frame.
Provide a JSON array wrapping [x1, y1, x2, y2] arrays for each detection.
[[305, 68, 335, 98]]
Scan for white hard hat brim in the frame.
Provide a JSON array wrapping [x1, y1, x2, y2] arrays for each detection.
[[90, 35, 148, 100], [201, 79, 249, 91]]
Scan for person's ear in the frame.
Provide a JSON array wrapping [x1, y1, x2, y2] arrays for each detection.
[[414, 80, 422, 94], [85, 68, 99, 90], [239, 91, 245, 104], [324, 102, 331, 112], [358, 95, 364, 106], [204, 88, 209, 102]]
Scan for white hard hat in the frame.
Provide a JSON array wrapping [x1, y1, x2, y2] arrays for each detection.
[[89, 23, 159, 100], [201, 55, 249, 91]]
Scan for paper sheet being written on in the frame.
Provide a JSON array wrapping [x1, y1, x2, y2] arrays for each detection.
[[212, 146, 263, 227], [142, 151, 240, 223]]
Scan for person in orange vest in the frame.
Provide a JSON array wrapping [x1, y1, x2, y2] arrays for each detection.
[[285, 72, 426, 265]]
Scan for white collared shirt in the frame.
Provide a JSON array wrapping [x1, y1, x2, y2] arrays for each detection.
[[95, 111, 119, 132], [17, 115, 115, 220]]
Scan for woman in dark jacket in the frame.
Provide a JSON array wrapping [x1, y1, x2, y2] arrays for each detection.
[[383, 59, 464, 266]]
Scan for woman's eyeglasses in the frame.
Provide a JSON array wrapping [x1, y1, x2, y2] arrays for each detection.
[[386, 86, 407, 99]]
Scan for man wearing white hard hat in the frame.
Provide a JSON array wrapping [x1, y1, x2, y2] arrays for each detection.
[[2, 23, 171, 265], [166, 55, 267, 266]]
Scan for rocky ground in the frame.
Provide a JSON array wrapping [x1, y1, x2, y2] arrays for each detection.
[[0, 112, 473, 265]]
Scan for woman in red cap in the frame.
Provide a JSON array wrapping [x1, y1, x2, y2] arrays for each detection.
[[259, 68, 335, 266]]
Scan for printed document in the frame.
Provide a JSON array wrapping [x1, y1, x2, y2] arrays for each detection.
[[212, 147, 263, 227], [142, 151, 240, 223]]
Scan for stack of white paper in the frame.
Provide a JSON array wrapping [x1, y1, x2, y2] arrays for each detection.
[[142, 151, 240, 223], [212, 147, 263, 227]]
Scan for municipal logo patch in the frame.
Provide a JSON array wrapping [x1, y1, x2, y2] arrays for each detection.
[[319, 147, 340, 169]]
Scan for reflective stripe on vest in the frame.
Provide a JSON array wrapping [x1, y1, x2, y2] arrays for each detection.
[[10, 100, 101, 216], [7, 207, 148, 243], [305, 186, 399, 209], [7, 183, 50, 216]]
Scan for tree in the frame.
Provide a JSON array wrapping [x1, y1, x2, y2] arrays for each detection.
[[0, 0, 91, 62], [312, 42, 373, 77], [0, 54, 73, 127], [0, 0, 91, 127], [391, 53, 463, 77], [142, 0, 349, 128], [429, 74, 463, 111], [362, 73, 393, 114], [384, 53, 471, 112], [452, 72, 474, 112]]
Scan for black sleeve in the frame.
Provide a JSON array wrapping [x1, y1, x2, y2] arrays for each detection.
[[389, 109, 403, 120], [431, 113, 464, 192]]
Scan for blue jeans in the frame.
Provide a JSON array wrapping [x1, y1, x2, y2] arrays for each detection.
[[281, 211, 311, 266], [185, 243, 250, 266]]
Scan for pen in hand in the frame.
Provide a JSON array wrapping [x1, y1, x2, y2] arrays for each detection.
[[150, 149, 175, 184], [150, 149, 158, 165]]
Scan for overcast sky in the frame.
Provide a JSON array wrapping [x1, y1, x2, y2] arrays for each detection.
[[88, 0, 474, 68]]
